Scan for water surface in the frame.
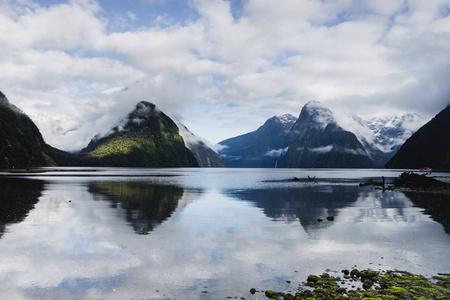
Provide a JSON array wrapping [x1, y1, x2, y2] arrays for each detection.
[[1, 168, 450, 299]]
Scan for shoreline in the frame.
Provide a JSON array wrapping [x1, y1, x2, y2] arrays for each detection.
[[258, 269, 450, 299]]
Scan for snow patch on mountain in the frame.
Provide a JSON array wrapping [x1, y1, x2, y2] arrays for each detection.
[[357, 114, 423, 153], [334, 111, 424, 154], [303, 101, 335, 129], [273, 114, 297, 131]]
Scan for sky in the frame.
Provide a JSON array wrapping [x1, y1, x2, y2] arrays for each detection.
[[1, 0, 450, 151]]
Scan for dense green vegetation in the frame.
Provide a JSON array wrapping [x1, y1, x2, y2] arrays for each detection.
[[0, 96, 200, 168], [79, 102, 199, 167], [0, 103, 53, 167]]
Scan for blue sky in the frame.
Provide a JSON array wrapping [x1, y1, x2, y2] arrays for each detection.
[[1, 0, 450, 151]]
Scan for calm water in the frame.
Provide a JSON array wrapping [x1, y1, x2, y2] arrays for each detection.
[[1, 168, 450, 299]]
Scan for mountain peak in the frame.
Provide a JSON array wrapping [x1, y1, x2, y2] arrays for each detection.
[[80, 101, 199, 167], [276, 113, 297, 123], [129, 101, 161, 121], [285, 101, 372, 168], [264, 114, 297, 130], [297, 100, 336, 130]]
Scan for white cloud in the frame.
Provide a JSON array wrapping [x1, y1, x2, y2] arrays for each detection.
[[264, 147, 288, 157], [127, 11, 136, 22], [1, 0, 450, 150], [310, 145, 334, 153]]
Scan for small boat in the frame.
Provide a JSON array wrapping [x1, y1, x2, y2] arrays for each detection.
[[419, 167, 432, 174]]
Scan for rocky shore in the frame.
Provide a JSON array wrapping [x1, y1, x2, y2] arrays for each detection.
[[254, 269, 450, 299], [359, 171, 450, 195]]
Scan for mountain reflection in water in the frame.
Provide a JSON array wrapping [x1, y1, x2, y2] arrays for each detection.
[[230, 186, 430, 234], [230, 186, 359, 232], [0, 169, 450, 300], [0, 178, 44, 238], [88, 182, 185, 234]]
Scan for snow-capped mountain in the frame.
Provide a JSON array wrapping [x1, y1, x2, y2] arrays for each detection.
[[355, 113, 423, 153], [218, 101, 373, 168], [350, 113, 424, 167], [283, 101, 372, 168], [217, 114, 297, 167], [386, 105, 450, 169], [217, 101, 423, 168]]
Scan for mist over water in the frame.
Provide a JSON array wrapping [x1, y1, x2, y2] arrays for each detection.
[[1, 168, 450, 299]]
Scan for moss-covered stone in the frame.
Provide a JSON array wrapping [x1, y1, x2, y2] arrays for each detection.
[[259, 269, 450, 299], [351, 269, 361, 278], [363, 279, 374, 290], [265, 290, 278, 299], [307, 275, 321, 283]]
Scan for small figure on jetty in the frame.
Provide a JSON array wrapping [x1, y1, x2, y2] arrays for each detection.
[[308, 176, 316, 181]]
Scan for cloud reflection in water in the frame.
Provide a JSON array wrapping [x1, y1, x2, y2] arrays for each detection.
[[0, 175, 449, 299]]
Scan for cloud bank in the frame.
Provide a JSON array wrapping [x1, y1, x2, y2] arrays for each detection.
[[1, 0, 450, 150]]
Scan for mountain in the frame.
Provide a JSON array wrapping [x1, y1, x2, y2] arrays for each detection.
[[176, 122, 226, 167], [362, 114, 423, 152], [80, 101, 199, 167], [217, 114, 297, 167], [283, 101, 373, 168], [217, 101, 424, 169], [352, 113, 423, 167], [386, 105, 450, 169], [0, 91, 219, 168], [0, 91, 73, 167]]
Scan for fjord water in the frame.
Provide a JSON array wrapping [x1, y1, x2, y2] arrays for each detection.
[[1, 168, 450, 299]]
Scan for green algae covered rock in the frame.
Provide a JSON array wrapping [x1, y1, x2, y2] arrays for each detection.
[[264, 290, 279, 299], [307, 274, 321, 283], [259, 269, 450, 299]]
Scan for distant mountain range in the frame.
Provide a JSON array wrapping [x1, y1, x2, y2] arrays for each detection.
[[386, 105, 450, 170], [3, 89, 446, 169], [218, 101, 426, 168], [0, 92, 224, 168]]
